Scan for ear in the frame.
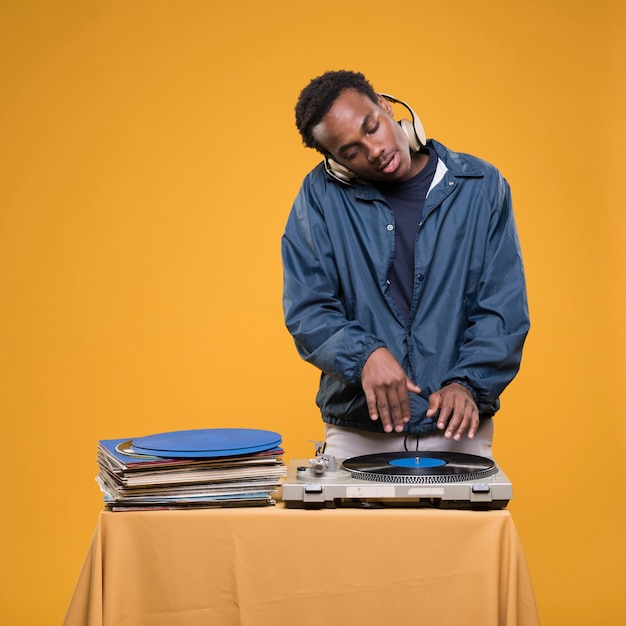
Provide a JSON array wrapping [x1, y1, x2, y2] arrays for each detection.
[[377, 93, 394, 116]]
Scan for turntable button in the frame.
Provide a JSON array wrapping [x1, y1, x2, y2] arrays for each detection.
[[304, 484, 323, 494], [472, 483, 491, 493]]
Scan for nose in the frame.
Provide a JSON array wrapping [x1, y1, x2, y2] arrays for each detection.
[[366, 140, 384, 163]]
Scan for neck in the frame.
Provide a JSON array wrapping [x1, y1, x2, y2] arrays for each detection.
[[407, 149, 430, 179]]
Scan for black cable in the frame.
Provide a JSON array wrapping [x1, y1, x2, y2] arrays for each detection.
[[403, 432, 421, 451]]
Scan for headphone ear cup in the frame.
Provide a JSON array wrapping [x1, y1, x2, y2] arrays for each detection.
[[400, 117, 427, 152], [400, 119, 420, 152], [324, 157, 357, 185]]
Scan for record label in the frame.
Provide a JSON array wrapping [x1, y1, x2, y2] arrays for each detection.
[[389, 457, 446, 469]]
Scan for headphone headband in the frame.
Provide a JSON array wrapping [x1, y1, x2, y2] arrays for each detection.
[[377, 93, 427, 148]]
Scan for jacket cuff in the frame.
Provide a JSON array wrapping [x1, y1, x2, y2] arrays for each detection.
[[442, 379, 480, 405], [356, 340, 387, 382]]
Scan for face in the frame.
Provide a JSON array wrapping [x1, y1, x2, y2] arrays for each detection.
[[312, 89, 418, 183]]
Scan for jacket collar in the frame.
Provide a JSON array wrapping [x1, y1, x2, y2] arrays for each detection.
[[428, 139, 484, 178]]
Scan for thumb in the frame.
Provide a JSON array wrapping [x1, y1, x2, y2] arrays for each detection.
[[426, 391, 441, 418], [406, 380, 421, 395]]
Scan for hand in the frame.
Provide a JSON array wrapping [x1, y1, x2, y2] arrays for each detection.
[[361, 348, 421, 433], [426, 383, 479, 441]]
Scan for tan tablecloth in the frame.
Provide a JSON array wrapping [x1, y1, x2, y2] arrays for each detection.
[[64, 503, 539, 626]]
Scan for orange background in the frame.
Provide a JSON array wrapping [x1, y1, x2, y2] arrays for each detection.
[[1, 1, 624, 624]]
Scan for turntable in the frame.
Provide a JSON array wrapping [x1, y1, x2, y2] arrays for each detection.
[[282, 451, 512, 510]]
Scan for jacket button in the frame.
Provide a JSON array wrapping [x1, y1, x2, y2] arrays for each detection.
[[417, 273, 425, 282], [386, 224, 394, 231]]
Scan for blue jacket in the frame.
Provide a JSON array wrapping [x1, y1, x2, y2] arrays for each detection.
[[282, 139, 529, 434]]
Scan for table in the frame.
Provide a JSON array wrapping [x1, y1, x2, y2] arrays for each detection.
[[64, 503, 539, 626]]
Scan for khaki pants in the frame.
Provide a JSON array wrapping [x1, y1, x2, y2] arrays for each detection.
[[324, 418, 494, 459]]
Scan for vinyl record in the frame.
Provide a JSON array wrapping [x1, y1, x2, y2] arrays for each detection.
[[115, 440, 162, 459], [342, 451, 498, 484], [130, 428, 282, 458]]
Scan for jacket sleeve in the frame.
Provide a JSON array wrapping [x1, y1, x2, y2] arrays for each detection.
[[442, 174, 530, 415], [281, 176, 385, 385]]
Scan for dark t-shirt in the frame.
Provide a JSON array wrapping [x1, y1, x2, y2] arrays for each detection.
[[375, 149, 438, 322]]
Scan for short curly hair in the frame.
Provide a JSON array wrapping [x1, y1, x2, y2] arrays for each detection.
[[295, 70, 378, 154]]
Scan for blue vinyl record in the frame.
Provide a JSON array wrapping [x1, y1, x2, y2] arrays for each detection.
[[131, 428, 282, 458]]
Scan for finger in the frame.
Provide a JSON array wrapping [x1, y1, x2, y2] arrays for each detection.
[[436, 395, 455, 432], [465, 409, 480, 440], [391, 388, 411, 433], [444, 398, 468, 439], [440, 406, 456, 436], [376, 394, 394, 433], [450, 410, 470, 441], [448, 402, 478, 441], [364, 387, 380, 423]]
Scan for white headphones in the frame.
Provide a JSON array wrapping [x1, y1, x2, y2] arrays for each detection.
[[324, 93, 427, 185]]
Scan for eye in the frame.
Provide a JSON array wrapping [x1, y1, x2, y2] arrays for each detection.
[[367, 121, 380, 135], [344, 148, 359, 161]]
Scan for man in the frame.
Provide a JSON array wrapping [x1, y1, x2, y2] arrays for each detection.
[[281, 70, 529, 459]]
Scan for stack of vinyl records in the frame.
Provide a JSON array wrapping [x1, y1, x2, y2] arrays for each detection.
[[96, 428, 286, 511]]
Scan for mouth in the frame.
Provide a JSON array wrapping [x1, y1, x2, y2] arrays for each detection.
[[377, 151, 399, 174]]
